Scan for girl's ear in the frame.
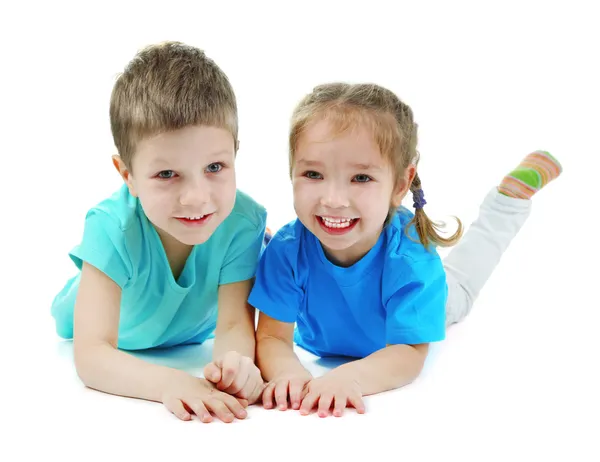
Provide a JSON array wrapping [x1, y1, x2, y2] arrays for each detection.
[[391, 164, 416, 208]]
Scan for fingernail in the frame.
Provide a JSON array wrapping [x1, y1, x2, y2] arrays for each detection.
[[292, 402, 299, 410], [278, 404, 286, 410]]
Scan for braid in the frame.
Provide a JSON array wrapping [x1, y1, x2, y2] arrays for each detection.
[[407, 173, 463, 250]]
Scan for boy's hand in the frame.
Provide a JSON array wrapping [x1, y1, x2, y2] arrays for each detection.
[[161, 374, 248, 423], [262, 370, 313, 411], [299, 369, 365, 417], [203, 351, 265, 404]]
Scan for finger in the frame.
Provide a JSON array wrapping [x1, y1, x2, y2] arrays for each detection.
[[317, 393, 334, 418], [203, 362, 222, 384], [223, 394, 249, 420], [236, 397, 249, 408], [289, 379, 308, 410], [219, 352, 241, 389], [224, 362, 251, 396], [188, 400, 213, 423], [248, 380, 266, 405], [348, 393, 366, 414], [332, 394, 348, 417], [274, 380, 290, 410], [262, 382, 276, 409], [299, 392, 319, 416], [163, 398, 192, 421], [205, 399, 236, 423]]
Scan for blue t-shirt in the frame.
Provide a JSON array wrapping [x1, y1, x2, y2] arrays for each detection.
[[51, 184, 267, 350], [248, 208, 447, 358]]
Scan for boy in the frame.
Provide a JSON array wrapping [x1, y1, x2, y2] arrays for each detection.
[[51, 42, 265, 423]]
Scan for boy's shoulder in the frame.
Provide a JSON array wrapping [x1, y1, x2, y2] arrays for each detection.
[[83, 183, 141, 234], [222, 189, 267, 231]]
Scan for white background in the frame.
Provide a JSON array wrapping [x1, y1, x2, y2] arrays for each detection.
[[1, 0, 599, 460]]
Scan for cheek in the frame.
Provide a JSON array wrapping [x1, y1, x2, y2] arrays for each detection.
[[212, 172, 237, 208], [137, 183, 174, 213], [356, 185, 390, 219], [292, 182, 314, 209]]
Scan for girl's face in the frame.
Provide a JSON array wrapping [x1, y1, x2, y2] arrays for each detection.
[[292, 118, 413, 266]]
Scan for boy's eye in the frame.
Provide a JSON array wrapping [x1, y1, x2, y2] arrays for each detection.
[[304, 171, 323, 180], [206, 163, 223, 173], [157, 170, 175, 179], [353, 174, 371, 183]]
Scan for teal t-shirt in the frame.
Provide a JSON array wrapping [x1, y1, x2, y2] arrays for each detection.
[[51, 184, 267, 350]]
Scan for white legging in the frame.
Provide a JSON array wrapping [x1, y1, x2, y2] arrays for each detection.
[[443, 188, 532, 326]]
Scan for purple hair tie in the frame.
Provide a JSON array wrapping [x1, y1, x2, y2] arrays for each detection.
[[413, 189, 427, 209]]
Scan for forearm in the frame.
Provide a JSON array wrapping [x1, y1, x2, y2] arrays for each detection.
[[212, 321, 256, 360], [256, 336, 311, 381], [336, 344, 428, 396], [74, 342, 189, 402]]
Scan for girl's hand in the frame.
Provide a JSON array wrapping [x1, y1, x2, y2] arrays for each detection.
[[203, 351, 265, 405], [262, 370, 313, 411], [299, 369, 366, 417], [161, 374, 248, 423]]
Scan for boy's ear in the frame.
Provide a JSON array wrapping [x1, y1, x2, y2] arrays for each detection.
[[391, 164, 417, 208], [112, 155, 138, 197]]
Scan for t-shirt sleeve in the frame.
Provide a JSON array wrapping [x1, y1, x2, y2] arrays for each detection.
[[219, 213, 267, 285], [247, 234, 304, 324], [384, 255, 447, 345], [68, 209, 132, 289]]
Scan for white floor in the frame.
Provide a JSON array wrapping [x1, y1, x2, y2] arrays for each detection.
[[7, 197, 599, 461], [3, 2, 599, 461]]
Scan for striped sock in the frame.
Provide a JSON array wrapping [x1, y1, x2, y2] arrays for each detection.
[[498, 150, 563, 199]]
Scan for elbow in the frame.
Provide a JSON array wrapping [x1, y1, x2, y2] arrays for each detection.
[[385, 343, 429, 388], [73, 339, 112, 387]]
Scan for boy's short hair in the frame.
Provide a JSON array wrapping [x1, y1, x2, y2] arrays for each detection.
[[110, 41, 238, 169]]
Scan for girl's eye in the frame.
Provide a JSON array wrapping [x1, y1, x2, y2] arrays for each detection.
[[304, 171, 323, 180], [353, 174, 371, 183], [206, 163, 223, 173], [157, 170, 175, 179]]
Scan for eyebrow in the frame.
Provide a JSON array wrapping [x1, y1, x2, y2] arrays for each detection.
[[296, 159, 382, 170], [148, 149, 234, 166]]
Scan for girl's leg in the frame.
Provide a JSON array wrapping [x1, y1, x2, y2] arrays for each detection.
[[444, 150, 562, 326]]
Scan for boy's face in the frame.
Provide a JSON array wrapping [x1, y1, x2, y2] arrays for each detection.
[[116, 125, 237, 250], [292, 119, 411, 266]]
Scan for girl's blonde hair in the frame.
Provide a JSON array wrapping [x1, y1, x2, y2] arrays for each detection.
[[289, 82, 462, 249]]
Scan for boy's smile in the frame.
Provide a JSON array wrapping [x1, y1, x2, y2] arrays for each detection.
[[114, 125, 237, 256]]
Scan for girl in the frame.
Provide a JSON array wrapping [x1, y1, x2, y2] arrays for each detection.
[[248, 82, 562, 417]]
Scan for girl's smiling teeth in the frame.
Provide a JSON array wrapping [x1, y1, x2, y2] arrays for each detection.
[[318, 216, 359, 229]]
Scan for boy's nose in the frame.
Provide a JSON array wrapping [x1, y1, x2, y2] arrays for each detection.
[[179, 178, 210, 206]]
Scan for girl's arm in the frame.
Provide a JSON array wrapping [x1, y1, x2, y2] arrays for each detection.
[[255, 312, 309, 380], [255, 312, 312, 410], [332, 343, 429, 395], [298, 343, 429, 417]]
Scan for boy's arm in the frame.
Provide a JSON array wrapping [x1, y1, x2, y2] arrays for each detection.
[[73, 262, 198, 401], [212, 279, 257, 360], [329, 343, 429, 396], [203, 279, 265, 403]]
